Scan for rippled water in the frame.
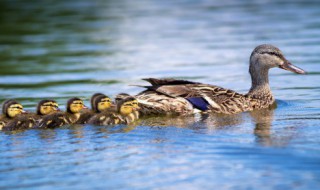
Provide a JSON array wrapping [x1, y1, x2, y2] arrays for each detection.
[[1, 0, 320, 189]]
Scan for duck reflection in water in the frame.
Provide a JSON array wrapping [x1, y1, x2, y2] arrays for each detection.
[[250, 104, 276, 146]]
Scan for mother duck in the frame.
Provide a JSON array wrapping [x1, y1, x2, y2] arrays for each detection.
[[135, 44, 306, 115]]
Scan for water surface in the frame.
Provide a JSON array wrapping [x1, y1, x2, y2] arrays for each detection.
[[0, 0, 320, 189]]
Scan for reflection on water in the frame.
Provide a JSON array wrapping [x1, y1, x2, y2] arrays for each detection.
[[1, 0, 320, 189]]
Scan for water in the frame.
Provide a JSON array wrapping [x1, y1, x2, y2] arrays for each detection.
[[0, 0, 320, 189]]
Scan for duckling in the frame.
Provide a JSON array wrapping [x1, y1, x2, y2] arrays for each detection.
[[90, 93, 105, 110], [35, 99, 60, 118], [38, 97, 87, 128], [115, 93, 140, 120], [76, 94, 112, 124], [4, 99, 60, 130], [0, 100, 26, 131], [88, 96, 139, 126], [135, 44, 306, 115]]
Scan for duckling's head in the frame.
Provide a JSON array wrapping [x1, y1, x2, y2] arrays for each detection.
[[117, 96, 140, 116], [115, 93, 130, 104], [90, 93, 105, 111], [250, 44, 306, 75], [2, 100, 26, 118], [37, 99, 60, 115], [94, 95, 112, 112], [67, 97, 88, 114]]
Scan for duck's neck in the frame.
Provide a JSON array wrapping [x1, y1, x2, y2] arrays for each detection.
[[247, 65, 273, 99]]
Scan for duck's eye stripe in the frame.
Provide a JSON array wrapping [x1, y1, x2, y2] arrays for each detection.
[[260, 51, 281, 58]]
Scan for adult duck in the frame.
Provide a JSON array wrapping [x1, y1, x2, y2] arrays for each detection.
[[135, 44, 306, 115]]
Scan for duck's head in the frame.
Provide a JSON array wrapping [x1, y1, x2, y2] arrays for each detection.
[[94, 94, 112, 112], [67, 97, 88, 114], [250, 44, 306, 75], [2, 100, 26, 118], [90, 93, 105, 111], [37, 99, 60, 115], [117, 96, 140, 116]]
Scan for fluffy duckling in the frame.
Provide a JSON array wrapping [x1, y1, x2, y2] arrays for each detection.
[[4, 99, 60, 130], [38, 97, 87, 128], [36, 99, 60, 117], [88, 96, 139, 126], [115, 93, 140, 120], [90, 93, 105, 110], [0, 100, 26, 130], [77, 94, 112, 124]]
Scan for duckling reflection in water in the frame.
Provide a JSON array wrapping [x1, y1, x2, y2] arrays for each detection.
[[0, 100, 26, 130], [38, 97, 88, 128], [4, 99, 60, 131], [77, 93, 112, 124], [88, 96, 140, 126]]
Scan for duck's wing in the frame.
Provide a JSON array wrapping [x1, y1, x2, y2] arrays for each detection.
[[187, 84, 251, 113], [138, 78, 251, 114]]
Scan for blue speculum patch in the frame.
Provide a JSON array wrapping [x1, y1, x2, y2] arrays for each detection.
[[186, 97, 210, 111]]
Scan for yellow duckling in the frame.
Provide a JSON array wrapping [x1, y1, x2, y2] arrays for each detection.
[[88, 96, 139, 126], [77, 94, 112, 124], [38, 97, 87, 128], [0, 100, 26, 130], [115, 93, 140, 120], [4, 99, 60, 130]]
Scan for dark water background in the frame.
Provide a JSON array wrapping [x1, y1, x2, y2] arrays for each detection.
[[0, 0, 320, 189]]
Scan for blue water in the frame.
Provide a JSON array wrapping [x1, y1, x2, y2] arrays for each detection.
[[0, 0, 320, 189]]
